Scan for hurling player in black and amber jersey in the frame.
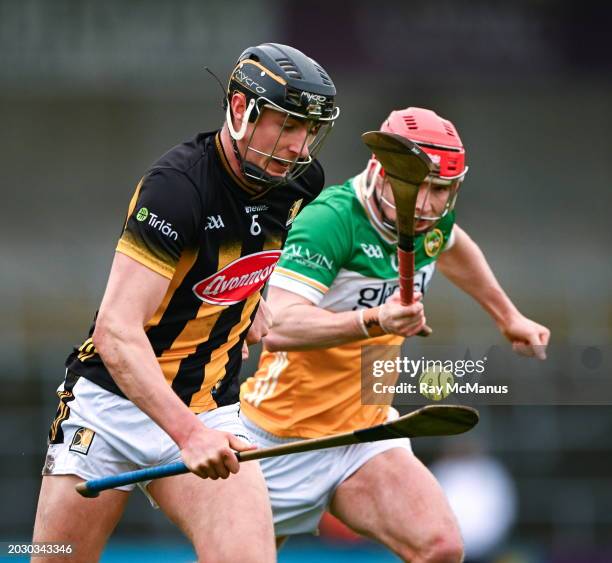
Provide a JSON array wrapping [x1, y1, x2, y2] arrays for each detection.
[[33, 43, 339, 562]]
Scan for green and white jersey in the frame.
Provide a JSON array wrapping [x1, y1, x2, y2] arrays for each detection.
[[269, 174, 456, 310]]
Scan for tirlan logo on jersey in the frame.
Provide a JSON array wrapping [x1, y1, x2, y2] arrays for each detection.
[[192, 250, 282, 305]]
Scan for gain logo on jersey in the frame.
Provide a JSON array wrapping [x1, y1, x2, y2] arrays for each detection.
[[424, 229, 444, 257], [193, 250, 282, 305]]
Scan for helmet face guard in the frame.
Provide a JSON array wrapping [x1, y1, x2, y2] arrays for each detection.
[[376, 163, 467, 232], [227, 95, 339, 186], [225, 43, 339, 187]]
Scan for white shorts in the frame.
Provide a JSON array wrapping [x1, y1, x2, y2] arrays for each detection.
[[43, 375, 251, 493], [241, 413, 413, 537]]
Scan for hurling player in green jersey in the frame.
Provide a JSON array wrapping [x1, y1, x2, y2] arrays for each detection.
[[242, 107, 550, 561]]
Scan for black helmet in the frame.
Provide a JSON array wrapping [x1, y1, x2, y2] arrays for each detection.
[[227, 43, 338, 122], [225, 43, 340, 186]]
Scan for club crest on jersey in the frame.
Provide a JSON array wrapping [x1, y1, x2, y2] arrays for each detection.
[[424, 228, 444, 257], [69, 427, 95, 455], [286, 199, 303, 226], [192, 250, 282, 305]]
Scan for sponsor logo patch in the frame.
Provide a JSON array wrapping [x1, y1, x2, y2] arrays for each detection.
[[193, 250, 282, 305], [69, 427, 95, 455], [136, 207, 149, 222], [355, 282, 399, 308], [245, 205, 269, 214], [284, 243, 334, 270], [136, 208, 179, 240]]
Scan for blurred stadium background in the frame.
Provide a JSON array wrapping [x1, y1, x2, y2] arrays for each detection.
[[1, 1, 610, 561]]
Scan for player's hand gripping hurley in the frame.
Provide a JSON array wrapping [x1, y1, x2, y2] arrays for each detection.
[[75, 405, 478, 497], [362, 131, 434, 336]]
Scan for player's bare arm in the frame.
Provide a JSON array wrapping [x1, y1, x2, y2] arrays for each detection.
[[93, 252, 254, 479], [437, 224, 550, 359], [263, 286, 426, 352]]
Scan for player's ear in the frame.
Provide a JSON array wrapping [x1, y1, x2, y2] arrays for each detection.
[[230, 92, 247, 130]]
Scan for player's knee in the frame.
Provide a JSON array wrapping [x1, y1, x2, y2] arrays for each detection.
[[415, 530, 464, 563]]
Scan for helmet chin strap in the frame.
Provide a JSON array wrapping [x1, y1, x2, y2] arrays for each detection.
[[372, 182, 397, 232], [226, 99, 283, 188], [367, 163, 397, 231], [226, 98, 255, 141], [364, 159, 381, 199]]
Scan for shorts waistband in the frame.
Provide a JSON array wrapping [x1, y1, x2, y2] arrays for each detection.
[[198, 402, 240, 423], [240, 414, 300, 445]]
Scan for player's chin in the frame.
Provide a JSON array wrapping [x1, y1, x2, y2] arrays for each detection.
[[415, 221, 435, 233], [266, 160, 291, 176]]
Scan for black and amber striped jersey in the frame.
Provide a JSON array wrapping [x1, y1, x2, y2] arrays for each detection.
[[66, 131, 324, 413]]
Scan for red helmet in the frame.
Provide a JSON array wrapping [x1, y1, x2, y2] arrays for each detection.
[[381, 107, 466, 180]]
